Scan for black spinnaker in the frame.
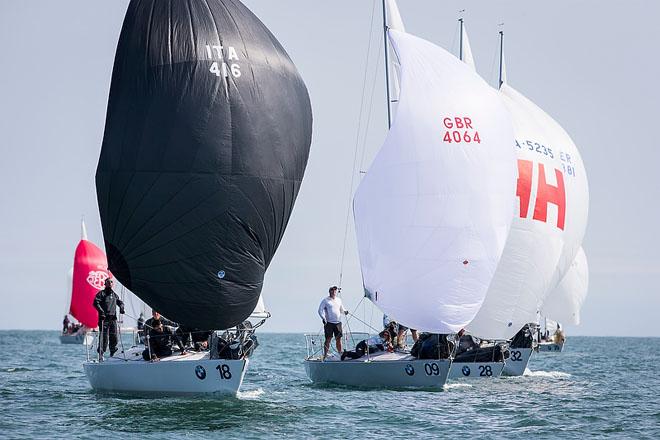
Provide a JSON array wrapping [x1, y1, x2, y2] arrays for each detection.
[[96, 0, 312, 330]]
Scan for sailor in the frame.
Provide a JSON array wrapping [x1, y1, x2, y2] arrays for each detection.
[[341, 330, 392, 360], [62, 315, 70, 334], [144, 310, 176, 331], [93, 278, 124, 357], [317, 286, 348, 360], [142, 319, 186, 361]]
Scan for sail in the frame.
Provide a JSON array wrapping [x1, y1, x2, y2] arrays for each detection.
[[466, 67, 589, 339], [353, 29, 517, 334], [249, 294, 269, 319], [96, 0, 312, 330], [71, 235, 109, 328], [542, 247, 589, 325]]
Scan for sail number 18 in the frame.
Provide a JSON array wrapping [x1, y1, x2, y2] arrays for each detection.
[[442, 117, 480, 144]]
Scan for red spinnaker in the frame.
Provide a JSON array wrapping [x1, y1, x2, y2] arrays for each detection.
[[70, 240, 110, 328]]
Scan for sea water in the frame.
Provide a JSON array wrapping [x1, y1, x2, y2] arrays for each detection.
[[1, 332, 658, 439]]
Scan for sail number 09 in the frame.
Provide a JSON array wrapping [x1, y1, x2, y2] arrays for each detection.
[[442, 117, 481, 144]]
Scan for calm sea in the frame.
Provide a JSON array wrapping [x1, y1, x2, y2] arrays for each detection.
[[0, 331, 658, 439]]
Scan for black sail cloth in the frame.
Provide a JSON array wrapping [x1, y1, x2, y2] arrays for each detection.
[[96, 0, 312, 329]]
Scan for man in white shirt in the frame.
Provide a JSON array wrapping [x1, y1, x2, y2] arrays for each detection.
[[317, 286, 348, 360]]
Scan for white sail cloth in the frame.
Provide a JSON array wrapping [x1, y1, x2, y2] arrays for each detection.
[[542, 247, 589, 325], [353, 29, 517, 334], [466, 81, 589, 340]]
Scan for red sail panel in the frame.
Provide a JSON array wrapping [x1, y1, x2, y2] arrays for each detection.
[[70, 240, 110, 328]]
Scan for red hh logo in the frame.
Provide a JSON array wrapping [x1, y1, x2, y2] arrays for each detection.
[[516, 159, 566, 230], [86, 271, 110, 290]]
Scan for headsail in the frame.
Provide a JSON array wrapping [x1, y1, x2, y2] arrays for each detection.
[[70, 220, 109, 328], [542, 247, 589, 325], [353, 24, 517, 333], [459, 20, 476, 71], [466, 52, 589, 340], [96, 0, 312, 330]]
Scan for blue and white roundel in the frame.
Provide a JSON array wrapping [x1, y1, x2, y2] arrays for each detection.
[[405, 364, 415, 376], [462, 365, 471, 376], [195, 365, 207, 380], [217, 270, 226, 279]]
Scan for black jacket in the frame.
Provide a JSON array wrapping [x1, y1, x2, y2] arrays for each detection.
[[147, 326, 184, 354], [93, 288, 124, 319]]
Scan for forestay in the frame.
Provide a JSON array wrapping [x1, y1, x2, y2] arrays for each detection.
[[353, 28, 517, 334], [542, 247, 589, 325], [467, 57, 589, 340]]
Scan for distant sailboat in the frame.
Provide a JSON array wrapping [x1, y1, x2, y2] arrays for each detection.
[[305, 0, 517, 389], [538, 247, 589, 352], [84, 0, 311, 396], [60, 220, 108, 345]]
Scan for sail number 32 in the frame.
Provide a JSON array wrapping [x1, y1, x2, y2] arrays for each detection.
[[442, 117, 481, 144]]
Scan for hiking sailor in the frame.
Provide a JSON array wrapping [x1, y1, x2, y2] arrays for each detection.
[[93, 278, 124, 358], [341, 330, 393, 360], [318, 286, 348, 360]]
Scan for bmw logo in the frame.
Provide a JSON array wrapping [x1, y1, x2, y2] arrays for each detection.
[[217, 270, 226, 279], [462, 365, 471, 376], [195, 365, 207, 380], [405, 364, 415, 376]]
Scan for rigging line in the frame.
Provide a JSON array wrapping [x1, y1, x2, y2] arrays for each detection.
[[346, 311, 380, 333], [337, 0, 378, 288], [357, 41, 384, 174]]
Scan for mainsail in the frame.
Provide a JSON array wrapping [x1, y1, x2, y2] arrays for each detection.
[[70, 220, 109, 328], [353, 6, 517, 333], [541, 247, 589, 325], [466, 45, 589, 340], [96, 0, 312, 329]]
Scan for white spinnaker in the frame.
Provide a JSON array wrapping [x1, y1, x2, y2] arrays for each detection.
[[466, 64, 589, 340], [542, 247, 589, 325], [353, 29, 517, 334]]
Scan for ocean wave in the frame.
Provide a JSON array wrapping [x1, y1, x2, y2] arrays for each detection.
[[444, 383, 473, 390], [1, 367, 32, 373], [238, 388, 265, 400], [524, 369, 571, 379]]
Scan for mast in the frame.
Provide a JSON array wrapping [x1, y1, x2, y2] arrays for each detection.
[[382, 0, 392, 128], [498, 30, 504, 88], [459, 18, 464, 61]]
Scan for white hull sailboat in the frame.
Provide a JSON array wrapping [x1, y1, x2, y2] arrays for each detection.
[[449, 361, 505, 380], [84, 347, 247, 396], [60, 330, 94, 346], [305, 352, 450, 390], [90, 0, 311, 396], [305, 0, 517, 390], [502, 347, 534, 376]]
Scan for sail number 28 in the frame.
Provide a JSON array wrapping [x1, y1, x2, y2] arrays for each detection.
[[442, 117, 481, 144]]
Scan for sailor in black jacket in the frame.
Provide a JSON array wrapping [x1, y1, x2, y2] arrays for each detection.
[[93, 278, 124, 357]]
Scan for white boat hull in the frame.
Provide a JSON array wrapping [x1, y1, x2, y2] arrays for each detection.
[[502, 347, 533, 376], [537, 341, 564, 352], [60, 332, 93, 346], [448, 361, 505, 380], [304, 352, 450, 389], [83, 349, 248, 396]]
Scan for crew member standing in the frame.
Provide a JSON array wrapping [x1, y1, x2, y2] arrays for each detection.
[[318, 286, 348, 360], [93, 278, 124, 358]]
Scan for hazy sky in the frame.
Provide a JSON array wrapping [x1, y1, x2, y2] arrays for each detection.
[[1, 1, 658, 336]]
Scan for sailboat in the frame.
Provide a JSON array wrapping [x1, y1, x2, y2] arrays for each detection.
[[84, 0, 312, 396], [464, 28, 589, 375], [60, 220, 107, 345], [304, 0, 517, 389], [538, 246, 589, 352]]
